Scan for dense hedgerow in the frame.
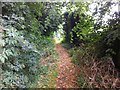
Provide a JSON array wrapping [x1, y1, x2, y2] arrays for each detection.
[[0, 2, 62, 88]]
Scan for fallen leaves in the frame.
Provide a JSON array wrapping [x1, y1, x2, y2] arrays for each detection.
[[56, 44, 80, 88]]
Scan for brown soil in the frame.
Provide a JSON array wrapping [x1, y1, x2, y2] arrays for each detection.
[[56, 44, 80, 88]]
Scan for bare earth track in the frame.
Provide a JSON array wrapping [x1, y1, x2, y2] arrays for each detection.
[[56, 44, 80, 88]]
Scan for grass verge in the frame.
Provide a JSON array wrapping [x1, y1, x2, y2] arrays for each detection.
[[35, 50, 59, 88]]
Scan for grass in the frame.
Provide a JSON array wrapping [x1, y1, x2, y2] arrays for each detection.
[[35, 50, 59, 88], [77, 74, 89, 88], [68, 47, 89, 88], [37, 64, 58, 88], [47, 64, 58, 88]]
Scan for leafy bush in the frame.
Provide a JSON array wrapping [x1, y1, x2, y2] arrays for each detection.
[[96, 12, 120, 71], [69, 45, 95, 66], [1, 2, 61, 88], [0, 26, 41, 88]]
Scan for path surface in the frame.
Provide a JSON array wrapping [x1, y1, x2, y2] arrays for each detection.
[[56, 44, 80, 88]]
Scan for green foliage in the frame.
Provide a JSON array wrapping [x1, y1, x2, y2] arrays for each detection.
[[95, 12, 120, 71], [77, 74, 89, 88], [63, 2, 94, 46], [1, 1, 119, 88], [69, 45, 95, 66], [69, 47, 82, 65], [63, 1, 120, 71], [67, 1, 120, 87], [31, 50, 58, 88], [1, 25, 40, 88], [68, 46, 94, 88], [96, 12, 120, 56], [73, 14, 94, 43], [1, 2, 62, 88]]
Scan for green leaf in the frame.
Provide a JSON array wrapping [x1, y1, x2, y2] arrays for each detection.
[[0, 55, 5, 63]]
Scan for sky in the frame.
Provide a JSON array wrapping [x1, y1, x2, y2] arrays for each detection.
[[60, 0, 119, 33], [88, 0, 119, 17], [61, 0, 119, 23]]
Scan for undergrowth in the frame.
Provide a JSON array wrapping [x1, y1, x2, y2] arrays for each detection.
[[69, 46, 120, 88], [29, 49, 59, 88]]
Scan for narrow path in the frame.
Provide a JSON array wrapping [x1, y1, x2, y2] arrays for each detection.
[[56, 44, 80, 88]]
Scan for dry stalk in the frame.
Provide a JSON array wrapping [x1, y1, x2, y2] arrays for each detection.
[[81, 56, 120, 88]]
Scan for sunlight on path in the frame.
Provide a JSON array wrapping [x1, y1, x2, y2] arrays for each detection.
[[54, 37, 61, 44], [56, 44, 80, 88]]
